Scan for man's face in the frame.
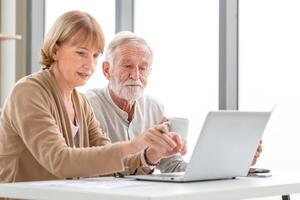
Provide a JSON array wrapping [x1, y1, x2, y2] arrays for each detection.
[[109, 43, 151, 102]]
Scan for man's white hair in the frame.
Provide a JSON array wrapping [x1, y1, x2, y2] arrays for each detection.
[[105, 31, 153, 66]]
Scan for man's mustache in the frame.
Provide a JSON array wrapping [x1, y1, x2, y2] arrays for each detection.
[[124, 80, 143, 87]]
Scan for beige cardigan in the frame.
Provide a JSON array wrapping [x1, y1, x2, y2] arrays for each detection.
[[0, 69, 150, 183]]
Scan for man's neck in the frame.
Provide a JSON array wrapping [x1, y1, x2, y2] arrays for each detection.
[[109, 89, 135, 122]]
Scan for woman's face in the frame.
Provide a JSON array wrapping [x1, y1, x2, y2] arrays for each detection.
[[53, 36, 101, 89]]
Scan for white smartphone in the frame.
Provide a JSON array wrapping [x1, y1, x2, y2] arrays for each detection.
[[247, 172, 272, 178]]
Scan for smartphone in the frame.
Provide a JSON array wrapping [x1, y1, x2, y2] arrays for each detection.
[[247, 172, 272, 178], [248, 167, 271, 174]]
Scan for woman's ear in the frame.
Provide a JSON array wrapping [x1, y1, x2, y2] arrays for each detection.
[[52, 44, 60, 61], [102, 61, 111, 80]]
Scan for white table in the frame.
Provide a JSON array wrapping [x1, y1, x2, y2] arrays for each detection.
[[0, 171, 299, 200]]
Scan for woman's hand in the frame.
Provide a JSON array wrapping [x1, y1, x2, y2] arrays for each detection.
[[144, 131, 187, 165], [119, 123, 177, 158], [119, 117, 187, 163]]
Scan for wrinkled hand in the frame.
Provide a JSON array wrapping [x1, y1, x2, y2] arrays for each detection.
[[160, 132, 187, 157], [145, 131, 187, 165], [135, 117, 187, 165], [120, 122, 178, 158], [132, 123, 176, 153], [154, 117, 187, 157], [158, 116, 168, 124], [251, 140, 263, 166]]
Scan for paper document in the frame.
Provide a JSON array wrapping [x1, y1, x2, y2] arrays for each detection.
[[30, 178, 151, 189]]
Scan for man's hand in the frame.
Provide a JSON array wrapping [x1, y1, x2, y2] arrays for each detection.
[[251, 140, 263, 166]]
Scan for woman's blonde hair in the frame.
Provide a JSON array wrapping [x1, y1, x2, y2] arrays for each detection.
[[40, 10, 105, 69]]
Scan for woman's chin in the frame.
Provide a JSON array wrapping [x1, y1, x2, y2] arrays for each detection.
[[74, 80, 88, 88]]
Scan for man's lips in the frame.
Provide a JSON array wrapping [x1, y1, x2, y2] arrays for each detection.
[[125, 84, 142, 87]]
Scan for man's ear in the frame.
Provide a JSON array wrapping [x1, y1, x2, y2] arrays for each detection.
[[102, 61, 111, 80], [148, 67, 152, 75]]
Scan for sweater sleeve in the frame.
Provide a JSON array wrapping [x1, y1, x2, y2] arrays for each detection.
[[10, 82, 124, 178], [157, 155, 188, 173], [123, 153, 154, 175], [81, 95, 154, 175]]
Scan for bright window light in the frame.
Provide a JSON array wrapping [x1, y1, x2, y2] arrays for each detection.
[[135, 0, 219, 160], [239, 0, 300, 171]]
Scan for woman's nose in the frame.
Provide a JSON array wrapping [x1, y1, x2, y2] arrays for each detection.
[[84, 55, 96, 69]]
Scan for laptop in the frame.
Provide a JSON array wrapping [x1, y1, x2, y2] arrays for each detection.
[[129, 110, 271, 182]]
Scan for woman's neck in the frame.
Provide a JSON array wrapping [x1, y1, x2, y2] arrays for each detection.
[[51, 67, 75, 123], [51, 66, 73, 102]]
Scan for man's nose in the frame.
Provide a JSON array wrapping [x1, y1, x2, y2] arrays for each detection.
[[129, 67, 140, 80]]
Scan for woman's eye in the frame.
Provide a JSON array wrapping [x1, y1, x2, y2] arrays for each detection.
[[93, 53, 100, 58], [76, 51, 85, 56]]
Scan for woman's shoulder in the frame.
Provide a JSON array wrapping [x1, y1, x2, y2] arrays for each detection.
[[74, 91, 92, 110], [11, 71, 51, 98]]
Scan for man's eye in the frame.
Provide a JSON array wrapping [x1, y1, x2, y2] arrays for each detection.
[[139, 65, 149, 72]]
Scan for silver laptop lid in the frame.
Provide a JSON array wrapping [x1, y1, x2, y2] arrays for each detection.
[[184, 111, 271, 181]]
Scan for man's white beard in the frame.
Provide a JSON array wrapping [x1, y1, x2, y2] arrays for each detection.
[[110, 79, 144, 102]]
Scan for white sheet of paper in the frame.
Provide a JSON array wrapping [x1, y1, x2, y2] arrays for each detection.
[[30, 178, 151, 190]]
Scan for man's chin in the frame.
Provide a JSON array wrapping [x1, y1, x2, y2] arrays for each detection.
[[123, 96, 142, 102], [120, 92, 143, 102]]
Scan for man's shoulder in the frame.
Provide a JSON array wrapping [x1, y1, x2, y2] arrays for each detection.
[[85, 88, 104, 99], [140, 94, 163, 105], [138, 94, 164, 112], [84, 88, 109, 110], [85, 88, 108, 103]]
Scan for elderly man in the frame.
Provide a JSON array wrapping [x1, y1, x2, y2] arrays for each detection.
[[85, 31, 262, 173]]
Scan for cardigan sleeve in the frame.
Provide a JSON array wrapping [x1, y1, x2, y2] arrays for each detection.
[[81, 94, 154, 175], [9, 82, 125, 178]]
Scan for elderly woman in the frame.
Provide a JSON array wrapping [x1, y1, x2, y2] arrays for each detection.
[[0, 11, 184, 183]]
